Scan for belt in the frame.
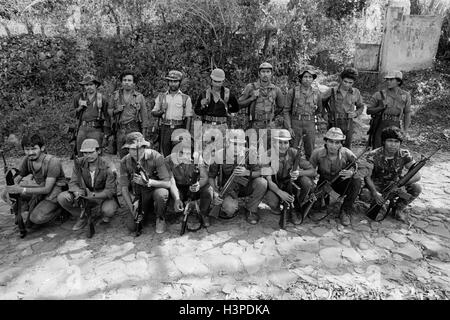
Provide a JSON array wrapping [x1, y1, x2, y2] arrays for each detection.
[[382, 114, 400, 121], [293, 114, 314, 121], [81, 120, 100, 128], [335, 113, 351, 119], [118, 121, 139, 131], [254, 114, 272, 122], [203, 115, 228, 124], [161, 119, 184, 127]]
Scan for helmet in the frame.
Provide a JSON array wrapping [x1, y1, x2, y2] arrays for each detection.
[[80, 139, 100, 152], [210, 68, 226, 81], [165, 70, 183, 81], [259, 62, 273, 71], [340, 67, 359, 81]]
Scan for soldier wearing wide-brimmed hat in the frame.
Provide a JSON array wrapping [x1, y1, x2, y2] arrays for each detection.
[[194, 68, 240, 148], [118, 132, 172, 234], [57, 138, 118, 231], [284, 66, 325, 160], [208, 129, 268, 225], [238, 62, 285, 131], [367, 70, 411, 149], [309, 127, 367, 226], [72, 73, 111, 156], [321, 67, 364, 149], [151, 70, 194, 157], [108, 70, 150, 158], [262, 129, 315, 225]]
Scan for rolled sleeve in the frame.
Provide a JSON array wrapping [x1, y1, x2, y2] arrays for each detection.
[[119, 159, 131, 189], [103, 168, 117, 199], [184, 96, 194, 117], [139, 95, 150, 128], [155, 155, 171, 181]]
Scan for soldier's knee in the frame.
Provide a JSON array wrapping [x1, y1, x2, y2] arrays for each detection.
[[252, 177, 267, 191], [154, 188, 169, 203], [407, 183, 422, 197], [298, 176, 313, 189], [57, 191, 72, 206], [222, 196, 239, 216], [264, 191, 280, 210], [101, 200, 118, 217]]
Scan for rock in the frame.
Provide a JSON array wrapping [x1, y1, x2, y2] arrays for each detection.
[[277, 241, 299, 255], [296, 239, 320, 253], [292, 252, 317, 266], [414, 221, 429, 230], [341, 238, 352, 247], [387, 233, 407, 244], [424, 225, 450, 239], [268, 270, 298, 290], [240, 251, 266, 274], [124, 259, 149, 280], [374, 237, 394, 250], [222, 284, 235, 294], [56, 239, 89, 254], [412, 266, 431, 279], [342, 248, 363, 264], [311, 227, 333, 237], [358, 241, 370, 250], [221, 242, 244, 255], [238, 240, 251, 247], [314, 288, 329, 299], [392, 244, 423, 260], [173, 256, 209, 276], [392, 254, 404, 261], [320, 238, 342, 247], [200, 254, 242, 274], [360, 249, 381, 261], [319, 247, 343, 268], [353, 225, 372, 232]]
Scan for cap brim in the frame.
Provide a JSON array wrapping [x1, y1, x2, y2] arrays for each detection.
[[79, 80, 100, 86], [79, 148, 97, 152], [122, 141, 151, 149], [274, 137, 291, 141], [211, 76, 225, 81]]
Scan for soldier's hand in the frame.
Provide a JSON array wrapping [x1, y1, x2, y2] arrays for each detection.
[[200, 98, 208, 107], [132, 173, 147, 186], [290, 170, 300, 181], [73, 191, 84, 200], [5, 185, 22, 194], [288, 128, 295, 138], [114, 105, 124, 114], [372, 191, 384, 205], [347, 111, 357, 118], [339, 169, 354, 180], [174, 199, 184, 212], [233, 166, 248, 176], [213, 193, 223, 206], [189, 182, 200, 193], [1, 190, 11, 205], [252, 89, 260, 100], [403, 131, 410, 141], [279, 190, 294, 204]]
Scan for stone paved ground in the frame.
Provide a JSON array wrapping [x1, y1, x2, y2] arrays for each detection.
[[0, 151, 449, 300]]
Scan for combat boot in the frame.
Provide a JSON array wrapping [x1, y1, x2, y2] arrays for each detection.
[[290, 209, 303, 225], [339, 208, 351, 226], [393, 201, 408, 223]]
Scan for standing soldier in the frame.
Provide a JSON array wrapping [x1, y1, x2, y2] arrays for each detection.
[[73, 74, 110, 155], [367, 71, 411, 149], [165, 140, 213, 227], [238, 62, 284, 131], [322, 67, 364, 149], [208, 130, 268, 225], [109, 71, 149, 158], [284, 67, 325, 160], [309, 128, 367, 226], [194, 68, 240, 147], [263, 129, 316, 224], [151, 70, 193, 157], [57, 139, 118, 231], [119, 132, 171, 234]]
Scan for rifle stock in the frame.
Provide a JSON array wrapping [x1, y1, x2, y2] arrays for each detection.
[[180, 164, 201, 236]]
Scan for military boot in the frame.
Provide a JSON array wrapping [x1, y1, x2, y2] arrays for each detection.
[[339, 208, 351, 226], [290, 209, 303, 225], [392, 201, 408, 223]]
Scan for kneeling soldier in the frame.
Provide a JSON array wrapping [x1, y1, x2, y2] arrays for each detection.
[[208, 130, 268, 225], [165, 140, 213, 227], [263, 129, 315, 224], [360, 126, 421, 222], [309, 128, 366, 226], [57, 139, 118, 231], [119, 132, 171, 234], [2, 133, 66, 228]]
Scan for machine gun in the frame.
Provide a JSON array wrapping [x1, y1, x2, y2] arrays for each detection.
[[133, 147, 149, 237], [366, 90, 387, 149], [1, 150, 26, 238], [278, 143, 303, 229], [366, 146, 441, 221], [301, 147, 370, 221], [180, 164, 202, 236], [69, 103, 87, 159], [72, 158, 95, 238]]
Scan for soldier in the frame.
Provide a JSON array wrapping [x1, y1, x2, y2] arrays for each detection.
[[284, 67, 325, 160], [151, 70, 193, 157], [367, 70, 411, 149], [238, 62, 284, 131], [165, 139, 213, 227], [73, 74, 110, 155], [322, 67, 364, 149], [208, 130, 268, 225], [194, 68, 240, 147], [263, 129, 315, 224], [309, 128, 366, 226], [109, 71, 149, 158], [1, 133, 66, 228], [360, 126, 421, 222], [57, 139, 118, 231], [119, 132, 171, 234]]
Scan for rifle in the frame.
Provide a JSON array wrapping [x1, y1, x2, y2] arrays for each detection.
[[366, 146, 441, 221], [180, 164, 202, 236], [69, 103, 87, 159], [301, 147, 370, 220], [278, 143, 303, 229], [73, 158, 95, 238], [1, 150, 26, 238], [323, 87, 337, 129], [367, 90, 386, 149], [133, 147, 149, 236]]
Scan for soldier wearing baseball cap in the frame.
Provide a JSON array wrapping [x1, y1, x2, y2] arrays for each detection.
[[58, 138, 118, 231], [308, 128, 367, 226], [321, 67, 364, 149], [72, 73, 111, 157], [151, 70, 194, 157], [108, 70, 149, 158], [208, 129, 268, 225], [194, 68, 240, 149], [284, 65, 324, 160], [367, 70, 411, 148], [263, 129, 315, 225], [238, 61, 284, 131]]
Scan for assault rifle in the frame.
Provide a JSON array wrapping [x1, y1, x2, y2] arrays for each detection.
[[366, 146, 441, 221], [1, 150, 26, 238], [180, 164, 202, 236], [278, 143, 303, 229], [366, 90, 387, 149], [301, 147, 370, 220], [69, 103, 87, 159], [73, 158, 95, 238], [133, 147, 148, 237]]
